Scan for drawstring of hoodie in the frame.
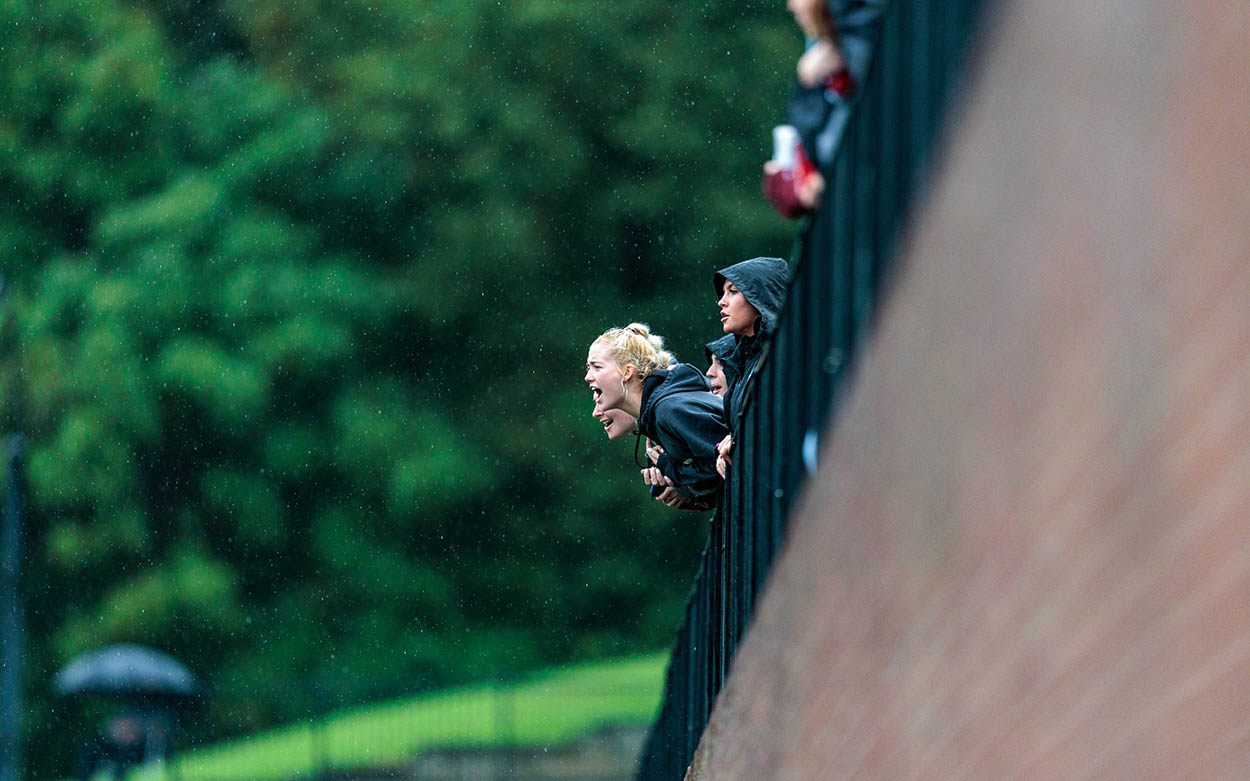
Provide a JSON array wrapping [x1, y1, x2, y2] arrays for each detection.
[[634, 432, 650, 469]]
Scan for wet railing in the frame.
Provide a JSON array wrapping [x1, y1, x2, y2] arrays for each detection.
[[637, 0, 986, 777]]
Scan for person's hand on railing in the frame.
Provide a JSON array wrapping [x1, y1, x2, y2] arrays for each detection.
[[642, 438, 683, 507], [798, 39, 856, 98], [797, 38, 844, 88], [641, 465, 673, 488], [663, 488, 718, 512], [794, 165, 825, 208], [642, 437, 673, 489], [788, 0, 855, 97], [642, 438, 719, 511], [764, 129, 825, 219], [716, 434, 734, 478], [642, 467, 694, 509], [655, 486, 690, 508]]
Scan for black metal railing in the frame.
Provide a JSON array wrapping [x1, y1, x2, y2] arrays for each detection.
[[637, 0, 986, 777]]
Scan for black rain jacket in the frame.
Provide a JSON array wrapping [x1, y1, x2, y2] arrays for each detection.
[[637, 363, 729, 499], [713, 257, 790, 431]]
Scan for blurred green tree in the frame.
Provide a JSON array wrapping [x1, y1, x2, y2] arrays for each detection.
[[1, 0, 795, 774]]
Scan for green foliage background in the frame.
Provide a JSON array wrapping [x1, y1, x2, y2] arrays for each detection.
[[0, 0, 794, 775]]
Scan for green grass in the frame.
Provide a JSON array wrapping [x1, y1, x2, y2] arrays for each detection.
[[130, 653, 667, 780]]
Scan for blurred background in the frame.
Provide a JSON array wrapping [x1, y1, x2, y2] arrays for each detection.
[[0, 0, 801, 777]]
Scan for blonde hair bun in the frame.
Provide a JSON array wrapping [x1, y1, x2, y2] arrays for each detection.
[[592, 323, 675, 379]]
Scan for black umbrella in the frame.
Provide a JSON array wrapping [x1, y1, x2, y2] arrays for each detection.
[[53, 644, 199, 699]]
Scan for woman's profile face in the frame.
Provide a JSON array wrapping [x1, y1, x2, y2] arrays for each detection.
[[585, 342, 629, 412], [592, 406, 636, 440], [718, 281, 759, 337], [706, 356, 728, 396]]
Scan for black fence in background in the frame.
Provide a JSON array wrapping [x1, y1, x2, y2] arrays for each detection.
[[636, 0, 987, 777]]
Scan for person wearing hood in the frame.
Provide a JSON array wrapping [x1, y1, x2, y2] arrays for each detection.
[[585, 323, 728, 503], [713, 256, 790, 475], [704, 334, 737, 397]]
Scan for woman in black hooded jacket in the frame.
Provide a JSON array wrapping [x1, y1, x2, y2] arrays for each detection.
[[585, 323, 728, 502], [712, 256, 790, 474]]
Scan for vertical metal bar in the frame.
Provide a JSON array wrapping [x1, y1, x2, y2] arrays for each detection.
[[733, 423, 748, 652], [0, 437, 22, 781], [729, 420, 741, 659], [920, 0, 936, 169], [743, 379, 761, 615], [745, 403, 760, 618], [494, 676, 515, 775], [854, 83, 881, 335], [875, 0, 903, 289], [0, 277, 20, 781], [905, 0, 928, 194], [771, 317, 788, 559], [943, 0, 961, 88], [772, 307, 793, 577], [698, 535, 710, 747], [779, 305, 797, 537], [926, 0, 943, 134], [754, 364, 770, 602], [832, 138, 855, 392], [711, 499, 726, 728]]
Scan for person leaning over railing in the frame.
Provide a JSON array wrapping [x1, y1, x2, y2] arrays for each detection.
[[585, 323, 728, 508], [764, 0, 888, 219], [704, 334, 737, 398], [788, 0, 887, 164], [713, 257, 791, 476]]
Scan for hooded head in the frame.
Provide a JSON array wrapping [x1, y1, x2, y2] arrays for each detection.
[[704, 334, 736, 365], [713, 257, 790, 337], [704, 334, 737, 396]]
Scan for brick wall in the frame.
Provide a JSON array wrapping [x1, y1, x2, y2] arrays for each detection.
[[686, 0, 1250, 777]]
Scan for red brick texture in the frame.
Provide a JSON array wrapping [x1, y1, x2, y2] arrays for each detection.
[[686, 0, 1250, 778]]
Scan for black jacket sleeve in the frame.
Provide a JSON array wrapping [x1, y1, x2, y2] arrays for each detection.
[[831, 0, 888, 33], [788, 81, 835, 165], [652, 400, 728, 498]]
